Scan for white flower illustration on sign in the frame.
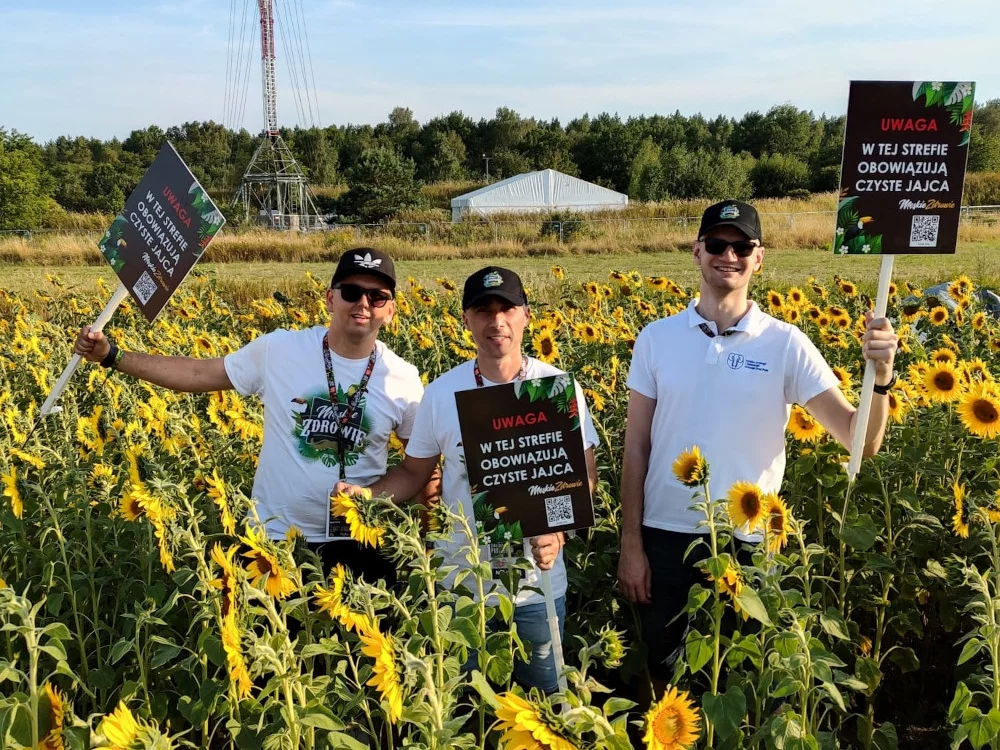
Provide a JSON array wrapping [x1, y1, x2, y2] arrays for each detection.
[[861, 244, 871, 254], [837, 245, 849, 254]]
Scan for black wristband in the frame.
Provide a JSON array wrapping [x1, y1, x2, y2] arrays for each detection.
[[100, 341, 119, 369], [873, 371, 896, 395]]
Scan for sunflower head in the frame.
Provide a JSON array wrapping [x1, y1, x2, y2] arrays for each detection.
[[532, 331, 559, 364], [958, 383, 1000, 439], [787, 405, 826, 443], [764, 494, 792, 552], [672, 446, 708, 488], [929, 306, 949, 326], [727, 481, 767, 532], [643, 685, 701, 750], [923, 362, 963, 402]]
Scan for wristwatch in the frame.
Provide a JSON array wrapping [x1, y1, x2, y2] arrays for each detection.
[[872, 371, 896, 395]]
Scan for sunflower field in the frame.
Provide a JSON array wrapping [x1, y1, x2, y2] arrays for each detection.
[[1, 267, 1000, 750]]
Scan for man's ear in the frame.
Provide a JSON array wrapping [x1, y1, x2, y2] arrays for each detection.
[[325, 288, 336, 313], [692, 240, 702, 265], [754, 246, 766, 274]]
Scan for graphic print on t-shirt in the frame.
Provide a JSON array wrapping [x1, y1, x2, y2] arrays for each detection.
[[290, 383, 372, 469]]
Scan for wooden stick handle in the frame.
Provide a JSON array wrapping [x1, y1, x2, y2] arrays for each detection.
[[847, 255, 895, 480], [40, 283, 130, 416], [540, 567, 568, 694]]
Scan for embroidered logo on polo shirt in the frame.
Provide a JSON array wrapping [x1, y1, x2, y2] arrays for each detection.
[[727, 353, 745, 370], [727, 353, 770, 372]]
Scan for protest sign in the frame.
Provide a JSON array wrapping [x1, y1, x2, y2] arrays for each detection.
[[837, 81, 975, 480], [40, 142, 225, 417], [836, 80, 975, 256], [455, 374, 594, 541], [98, 141, 225, 321]]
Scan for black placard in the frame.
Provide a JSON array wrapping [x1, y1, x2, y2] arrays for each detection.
[[836, 80, 975, 255], [97, 142, 225, 320], [455, 375, 594, 541]]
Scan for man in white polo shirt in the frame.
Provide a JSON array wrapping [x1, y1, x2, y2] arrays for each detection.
[[616, 200, 899, 689]]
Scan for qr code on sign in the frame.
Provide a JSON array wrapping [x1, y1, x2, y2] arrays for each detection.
[[132, 271, 158, 305], [544, 495, 574, 527], [909, 214, 940, 248]]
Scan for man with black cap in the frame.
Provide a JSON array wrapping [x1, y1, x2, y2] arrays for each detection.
[[337, 266, 600, 692], [616, 200, 898, 695], [73, 247, 426, 582]]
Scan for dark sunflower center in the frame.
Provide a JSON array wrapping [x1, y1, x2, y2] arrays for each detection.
[[541, 339, 554, 356], [742, 494, 760, 516], [973, 400, 999, 424], [934, 372, 955, 390]]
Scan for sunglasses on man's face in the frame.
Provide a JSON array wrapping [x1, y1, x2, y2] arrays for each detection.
[[701, 237, 759, 258], [333, 282, 394, 308]]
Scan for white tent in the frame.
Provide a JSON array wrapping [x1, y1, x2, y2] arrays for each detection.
[[451, 169, 628, 222]]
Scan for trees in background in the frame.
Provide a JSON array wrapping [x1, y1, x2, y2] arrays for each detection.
[[5, 99, 1000, 227]]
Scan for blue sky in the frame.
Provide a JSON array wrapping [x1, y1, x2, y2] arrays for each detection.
[[2, 0, 996, 142]]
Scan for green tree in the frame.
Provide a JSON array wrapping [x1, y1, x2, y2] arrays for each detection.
[[628, 137, 664, 201], [0, 129, 51, 229], [489, 148, 531, 180], [750, 153, 810, 197], [969, 99, 1000, 173], [339, 146, 422, 222], [421, 130, 467, 182], [661, 146, 754, 200]]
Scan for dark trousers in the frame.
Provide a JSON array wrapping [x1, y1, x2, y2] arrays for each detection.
[[304, 539, 397, 586], [638, 526, 754, 681]]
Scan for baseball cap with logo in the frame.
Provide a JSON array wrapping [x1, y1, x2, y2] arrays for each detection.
[[330, 248, 396, 290], [698, 200, 763, 243], [462, 266, 528, 310]]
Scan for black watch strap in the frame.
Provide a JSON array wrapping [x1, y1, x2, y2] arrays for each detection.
[[100, 340, 119, 369], [872, 371, 896, 395]]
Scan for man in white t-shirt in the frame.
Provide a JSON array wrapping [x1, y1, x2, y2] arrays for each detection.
[[616, 200, 899, 691], [338, 266, 599, 693], [74, 248, 427, 583]]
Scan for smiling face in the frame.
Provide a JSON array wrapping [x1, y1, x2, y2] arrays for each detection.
[[692, 226, 765, 294], [462, 297, 530, 359], [324, 273, 395, 342]]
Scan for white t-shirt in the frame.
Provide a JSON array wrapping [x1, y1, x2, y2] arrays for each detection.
[[627, 299, 839, 540], [405, 357, 600, 607], [224, 326, 423, 542]]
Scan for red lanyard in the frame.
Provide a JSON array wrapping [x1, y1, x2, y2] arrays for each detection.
[[473, 356, 528, 388]]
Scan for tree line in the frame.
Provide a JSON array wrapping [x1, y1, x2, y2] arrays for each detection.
[[2, 101, 1000, 228]]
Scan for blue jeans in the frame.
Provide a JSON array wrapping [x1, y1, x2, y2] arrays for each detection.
[[512, 595, 566, 693], [461, 595, 567, 693]]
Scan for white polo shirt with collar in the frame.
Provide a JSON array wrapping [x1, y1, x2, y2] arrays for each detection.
[[626, 298, 839, 540]]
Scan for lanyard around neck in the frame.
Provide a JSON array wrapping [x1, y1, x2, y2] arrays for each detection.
[[322, 334, 377, 479], [473, 356, 528, 388]]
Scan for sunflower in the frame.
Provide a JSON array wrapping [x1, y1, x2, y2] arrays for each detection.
[[359, 620, 404, 724], [949, 275, 973, 300], [643, 685, 701, 750], [672, 446, 707, 487], [786, 287, 807, 307], [119, 488, 145, 522], [991, 338, 1000, 354], [964, 359, 994, 383], [766, 290, 784, 312], [551, 266, 565, 280], [573, 322, 602, 344], [838, 279, 858, 297], [2, 466, 23, 519], [76, 406, 105, 456], [210, 543, 239, 618], [220, 610, 253, 699], [831, 366, 854, 391], [787, 405, 825, 443], [315, 564, 370, 632], [99, 702, 142, 750], [331, 490, 385, 549], [764, 494, 791, 552], [10, 447, 45, 470], [990, 490, 1000, 525], [648, 276, 669, 291], [583, 388, 606, 412], [783, 308, 801, 324], [532, 331, 560, 364], [929, 306, 949, 326], [205, 469, 236, 535], [193, 334, 217, 357], [931, 348, 957, 366], [709, 563, 743, 598], [887, 390, 909, 424], [923, 362, 963, 403], [495, 692, 578, 750], [583, 281, 599, 296], [727, 481, 767, 532], [240, 526, 297, 599], [806, 306, 822, 321], [958, 384, 1000, 439], [952, 482, 970, 539], [39, 682, 65, 750]]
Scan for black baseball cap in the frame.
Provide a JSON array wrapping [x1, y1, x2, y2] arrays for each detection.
[[699, 200, 763, 243], [330, 248, 396, 290], [462, 266, 528, 310]]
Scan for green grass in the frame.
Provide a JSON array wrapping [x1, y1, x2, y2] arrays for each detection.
[[3, 242, 998, 300]]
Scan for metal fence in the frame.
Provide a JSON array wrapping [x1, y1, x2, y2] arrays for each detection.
[[3, 205, 999, 246]]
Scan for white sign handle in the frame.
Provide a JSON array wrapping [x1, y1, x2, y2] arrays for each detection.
[[846, 254, 895, 480], [539, 568, 568, 694], [40, 283, 130, 416]]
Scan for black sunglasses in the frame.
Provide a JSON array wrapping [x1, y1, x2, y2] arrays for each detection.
[[701, 237, 758, 258], [333, 282, 394, 308]]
